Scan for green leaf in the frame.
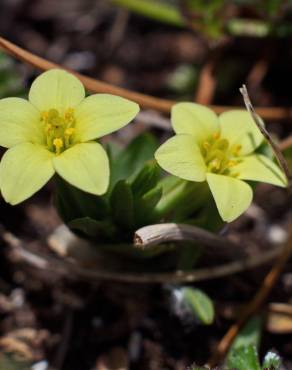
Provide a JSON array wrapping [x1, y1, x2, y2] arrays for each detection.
[[109, 133, 159, 190], [130, 160, 161, 197], [111, 0, 185, 27], [68, 217, 115, 240], [231, 316, 262, 350], [262, 351, 281, 370], [54, 176, 108, 223], [181, 287, 214, 325], [110, 180, 134, 230], [226, 316, 263, 370], [227, 345, 261, 370], [134, 185, 163, 225]]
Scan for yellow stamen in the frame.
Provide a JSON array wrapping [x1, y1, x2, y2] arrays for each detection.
[[41, 111, 49, 121], [232, 144, 242, 156], [210, 158, 221, 170], [203, 141, 211, 150], [53, 138, 64, 155], [65, 128, 75, 137], [64, 108, 74, 120], [45, 123, 52, 133], [227, 160, 236, 167], [213, 132, 220, 140]]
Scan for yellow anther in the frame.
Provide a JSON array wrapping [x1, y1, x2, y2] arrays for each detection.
[[227, 160, 236, 167], [64, 108, 74, 120], [41, 111, 49, 121], [65, 128, 75, 137], [211, 158, 221, 170], [213, 132, 220, 140], [45, 123, 52, 133], [53, 138, 64, 155], [232, 144, 242, 156], [203, 141, 211, 150]]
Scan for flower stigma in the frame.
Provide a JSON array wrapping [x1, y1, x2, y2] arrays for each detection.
[[41, 108, 76, 154], [200, 132, 242, 176]]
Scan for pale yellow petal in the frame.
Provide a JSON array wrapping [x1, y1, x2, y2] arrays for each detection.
[[219, 110, 263, 155], [234, 154, 287, 187], [206, 173, 253, 222], [0, 98, 43, 148], [74, 94, 139, 141], [0, 143, 54, 205], [172, 102, 219, 143], [29, 69, 85, 112], [53, 142, 109, 195], [155, 134, 207, 181]]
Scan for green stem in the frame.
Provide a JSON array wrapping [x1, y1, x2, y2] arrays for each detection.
[[154, 177, 209, 221], [111, 0, 185, 27]]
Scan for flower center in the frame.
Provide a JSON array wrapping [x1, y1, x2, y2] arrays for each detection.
[[41, 108, 76, 154], [200, 132, 242, 176]]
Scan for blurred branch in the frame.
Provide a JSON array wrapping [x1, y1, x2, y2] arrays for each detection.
[[1, 35, 292, 120]]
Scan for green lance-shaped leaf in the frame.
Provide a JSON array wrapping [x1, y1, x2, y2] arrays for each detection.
[[68, 217, 115, 240], [227, 345, 261, 370], [110, 180, 134, 230], [130, 160, 161, 197], [134, 185, 163, 226], [54, 176, 108, 223], [181, 287, 215, 325], [111, 0, 184, 27], [225, 316, 263, 370], [109, 132, 159, 190]]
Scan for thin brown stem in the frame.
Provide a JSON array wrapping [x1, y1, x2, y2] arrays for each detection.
[[1, 35, 292, 120], [240, 84, 292, 188]]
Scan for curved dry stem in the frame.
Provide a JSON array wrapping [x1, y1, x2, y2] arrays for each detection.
[[134, 223, 246, 259], [1, 225, 283, 284], [1, 35, 292, 120]]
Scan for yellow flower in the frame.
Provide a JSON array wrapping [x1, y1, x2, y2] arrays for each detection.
[[155, 103, 287, 222], [0, 69, 139, 204]]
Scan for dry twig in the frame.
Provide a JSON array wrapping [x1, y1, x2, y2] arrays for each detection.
[[134, 223, 246, 259], [1, 36, 292, 120], [240, 84, 292, 188], [0, 224, 283, 284]]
